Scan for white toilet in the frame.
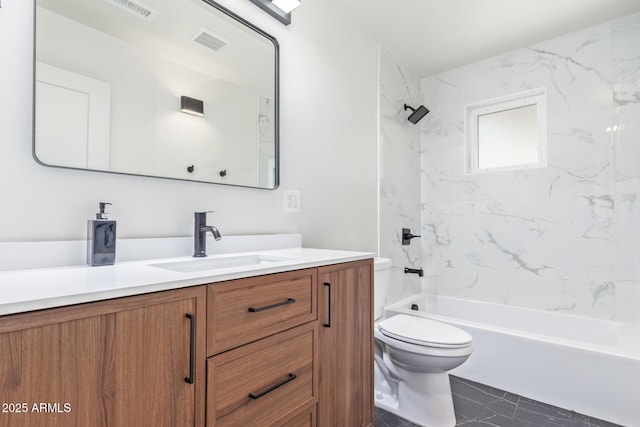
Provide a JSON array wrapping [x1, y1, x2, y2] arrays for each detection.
[[373, 258, 473, 427]]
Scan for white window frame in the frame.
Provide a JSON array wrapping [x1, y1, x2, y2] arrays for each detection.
[[464, 87, 547, 174]]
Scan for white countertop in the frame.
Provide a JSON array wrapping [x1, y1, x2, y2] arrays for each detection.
[[0, 247, 374, 316]]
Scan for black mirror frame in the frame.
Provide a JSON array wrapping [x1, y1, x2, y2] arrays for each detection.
[[32, 0, 280, 190]]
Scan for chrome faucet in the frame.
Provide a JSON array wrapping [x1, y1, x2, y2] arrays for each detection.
[[193, 211, 222, 257]]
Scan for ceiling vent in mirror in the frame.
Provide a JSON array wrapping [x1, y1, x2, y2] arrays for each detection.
[[192, 29, 230, 52], [103, 0, 157, 21]]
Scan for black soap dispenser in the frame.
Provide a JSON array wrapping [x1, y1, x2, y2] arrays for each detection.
[[88, 202, 116, 266]]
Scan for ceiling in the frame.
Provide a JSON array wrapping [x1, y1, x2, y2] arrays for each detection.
[[38, 0, 276, 95], [328, 0, 640, 78]]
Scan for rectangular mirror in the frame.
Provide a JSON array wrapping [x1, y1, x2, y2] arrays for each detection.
[[34, 0, 279, 189]]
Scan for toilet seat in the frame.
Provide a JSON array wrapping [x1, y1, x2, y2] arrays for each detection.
[[374, 327, 472, 360], [378, 314, 472, 349]]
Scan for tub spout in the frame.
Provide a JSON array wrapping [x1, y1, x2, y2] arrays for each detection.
[[404, 267, 424, 277]]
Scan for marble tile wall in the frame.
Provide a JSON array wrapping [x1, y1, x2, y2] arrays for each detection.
[[379, 46, 423, 306], [419, 12, 640, 321]]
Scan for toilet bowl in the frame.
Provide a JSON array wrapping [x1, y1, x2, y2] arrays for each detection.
[[373, 258, 473, 427]]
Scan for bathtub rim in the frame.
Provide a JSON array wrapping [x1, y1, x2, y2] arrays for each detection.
[[384, 293, 640, 361]]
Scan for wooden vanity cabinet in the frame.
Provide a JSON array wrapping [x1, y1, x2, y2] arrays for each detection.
[[317, 259, 374, 427], [205, 260, 374, 427], [0, 258, 373, 427], [206, 268, 319, 426], [0, 286, 206, 427]]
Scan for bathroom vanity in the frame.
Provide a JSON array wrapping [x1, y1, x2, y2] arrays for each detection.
[[0, 248, 373, 427]]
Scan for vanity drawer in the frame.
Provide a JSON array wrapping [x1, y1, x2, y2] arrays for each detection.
[[207, 323, 318, 427], [207, 268, 317, 355], [280, 404, 316, 427]]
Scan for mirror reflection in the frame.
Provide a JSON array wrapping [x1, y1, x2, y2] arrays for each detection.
[[34, 0, 278, 188]]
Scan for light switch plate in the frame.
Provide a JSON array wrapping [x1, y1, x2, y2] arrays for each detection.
[[283, 190, 301, 213]]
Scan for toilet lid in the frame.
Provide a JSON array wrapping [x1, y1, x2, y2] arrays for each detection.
[[378, 314, 472, 348]]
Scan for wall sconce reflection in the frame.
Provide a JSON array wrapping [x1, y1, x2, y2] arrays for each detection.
[[181, 96, 204, 116]]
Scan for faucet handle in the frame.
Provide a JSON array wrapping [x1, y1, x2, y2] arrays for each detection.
[[402, 227, 421, 245], [195, 210, 215, 214]]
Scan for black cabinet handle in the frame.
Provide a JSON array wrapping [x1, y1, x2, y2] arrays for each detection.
[[185, 313, 195, 384], [323, 282, 331, 328], [248, 373, 297, 399], [248, 298, 296, 313]]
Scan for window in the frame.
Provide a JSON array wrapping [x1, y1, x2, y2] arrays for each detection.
[[464, 88, 547, 174]]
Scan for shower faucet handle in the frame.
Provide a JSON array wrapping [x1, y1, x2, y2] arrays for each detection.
[[402, 228, 421, 245]]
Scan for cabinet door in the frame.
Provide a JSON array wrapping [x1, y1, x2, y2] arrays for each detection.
[[0, 287, 206, 427], [317, 259, 374, 427]]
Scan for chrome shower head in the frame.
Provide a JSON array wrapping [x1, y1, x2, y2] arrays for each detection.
[[404, 104, 429, 124]]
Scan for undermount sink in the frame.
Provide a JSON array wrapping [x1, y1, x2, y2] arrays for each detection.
[[149, 254, 294, 273]]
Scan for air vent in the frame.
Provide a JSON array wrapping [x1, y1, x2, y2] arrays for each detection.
[[192, 29, 230, 52], [103, 0, 158, 21]]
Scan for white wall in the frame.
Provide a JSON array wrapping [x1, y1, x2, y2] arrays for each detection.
[[420, 12, 640, 321], [0, 0, 378, 254]]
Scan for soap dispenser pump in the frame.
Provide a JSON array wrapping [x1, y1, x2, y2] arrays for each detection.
[[88, 202, 116, 266]]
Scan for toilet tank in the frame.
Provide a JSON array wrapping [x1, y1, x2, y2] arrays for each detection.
[[374, 257, 392, 320]]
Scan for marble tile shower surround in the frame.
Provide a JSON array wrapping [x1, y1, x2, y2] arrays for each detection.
[[420, 12, 640, 321], [379, 46, 423, 306]]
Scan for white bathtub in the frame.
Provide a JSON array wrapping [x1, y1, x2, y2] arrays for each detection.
[[384, 294, 640, 427]]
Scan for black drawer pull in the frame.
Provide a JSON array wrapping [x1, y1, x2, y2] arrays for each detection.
[[249, 373, 297, 399], [323, 282, 331, 328], [248, 298, 296, 313], [184, 313, 195, 384]]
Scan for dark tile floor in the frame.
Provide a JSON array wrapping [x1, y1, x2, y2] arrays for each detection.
[[374, 376, 623, 427]]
